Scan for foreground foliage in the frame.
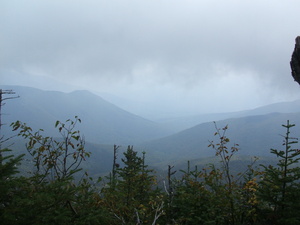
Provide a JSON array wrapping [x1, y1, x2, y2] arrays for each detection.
[[1, 118, 300, 224], [258, 121, 300, 225]]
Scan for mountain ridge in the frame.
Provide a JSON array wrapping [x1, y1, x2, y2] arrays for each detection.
[[1, 85, 172, 145], [141, 112, 300, 166], [2, 85, 300, 172], [156, 99, 300, 132]]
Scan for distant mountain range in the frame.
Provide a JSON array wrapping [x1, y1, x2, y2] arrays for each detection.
[[2, 85, 300, 171], [155, 99, 300, 132], [141, 112, 300, 166], [1, 85, 172, 145]]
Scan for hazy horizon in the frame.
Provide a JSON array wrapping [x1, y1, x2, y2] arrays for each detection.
[[2, 1, 300, 119]]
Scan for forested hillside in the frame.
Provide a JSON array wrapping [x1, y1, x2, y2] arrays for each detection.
[[141, 112, 300, 167], [2, 87, 300, 224], [2, 115, 300, 224]]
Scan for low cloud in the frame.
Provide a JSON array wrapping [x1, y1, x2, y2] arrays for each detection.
[[1, 0, 300, 115]]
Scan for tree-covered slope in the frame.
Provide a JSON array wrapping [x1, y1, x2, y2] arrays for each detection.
[[141, 112, 300, 165]]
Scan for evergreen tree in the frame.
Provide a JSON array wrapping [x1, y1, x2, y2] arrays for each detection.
[[165, 123, 259, 225], [103, 146, 164, 224], [258, 120, 300, 225], [0, 148, 24, 222]]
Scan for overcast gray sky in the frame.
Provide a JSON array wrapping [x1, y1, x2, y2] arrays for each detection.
[[1, 0, 300, 118]]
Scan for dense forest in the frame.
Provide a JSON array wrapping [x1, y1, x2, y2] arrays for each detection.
[[1, 111, 300, 224]]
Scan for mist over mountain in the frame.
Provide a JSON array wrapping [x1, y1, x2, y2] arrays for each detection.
[[99, 91, 300, 133], [153, 99, 300, 132], [141, 112, 300, 166], [1, 85, 172, 145], [2, 85, 300, 170]]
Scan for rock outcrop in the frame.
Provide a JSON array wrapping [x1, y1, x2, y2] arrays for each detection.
[[290, 36, 300, 85]]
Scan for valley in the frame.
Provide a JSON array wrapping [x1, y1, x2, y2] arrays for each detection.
[[2, 85, 300, 175]]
